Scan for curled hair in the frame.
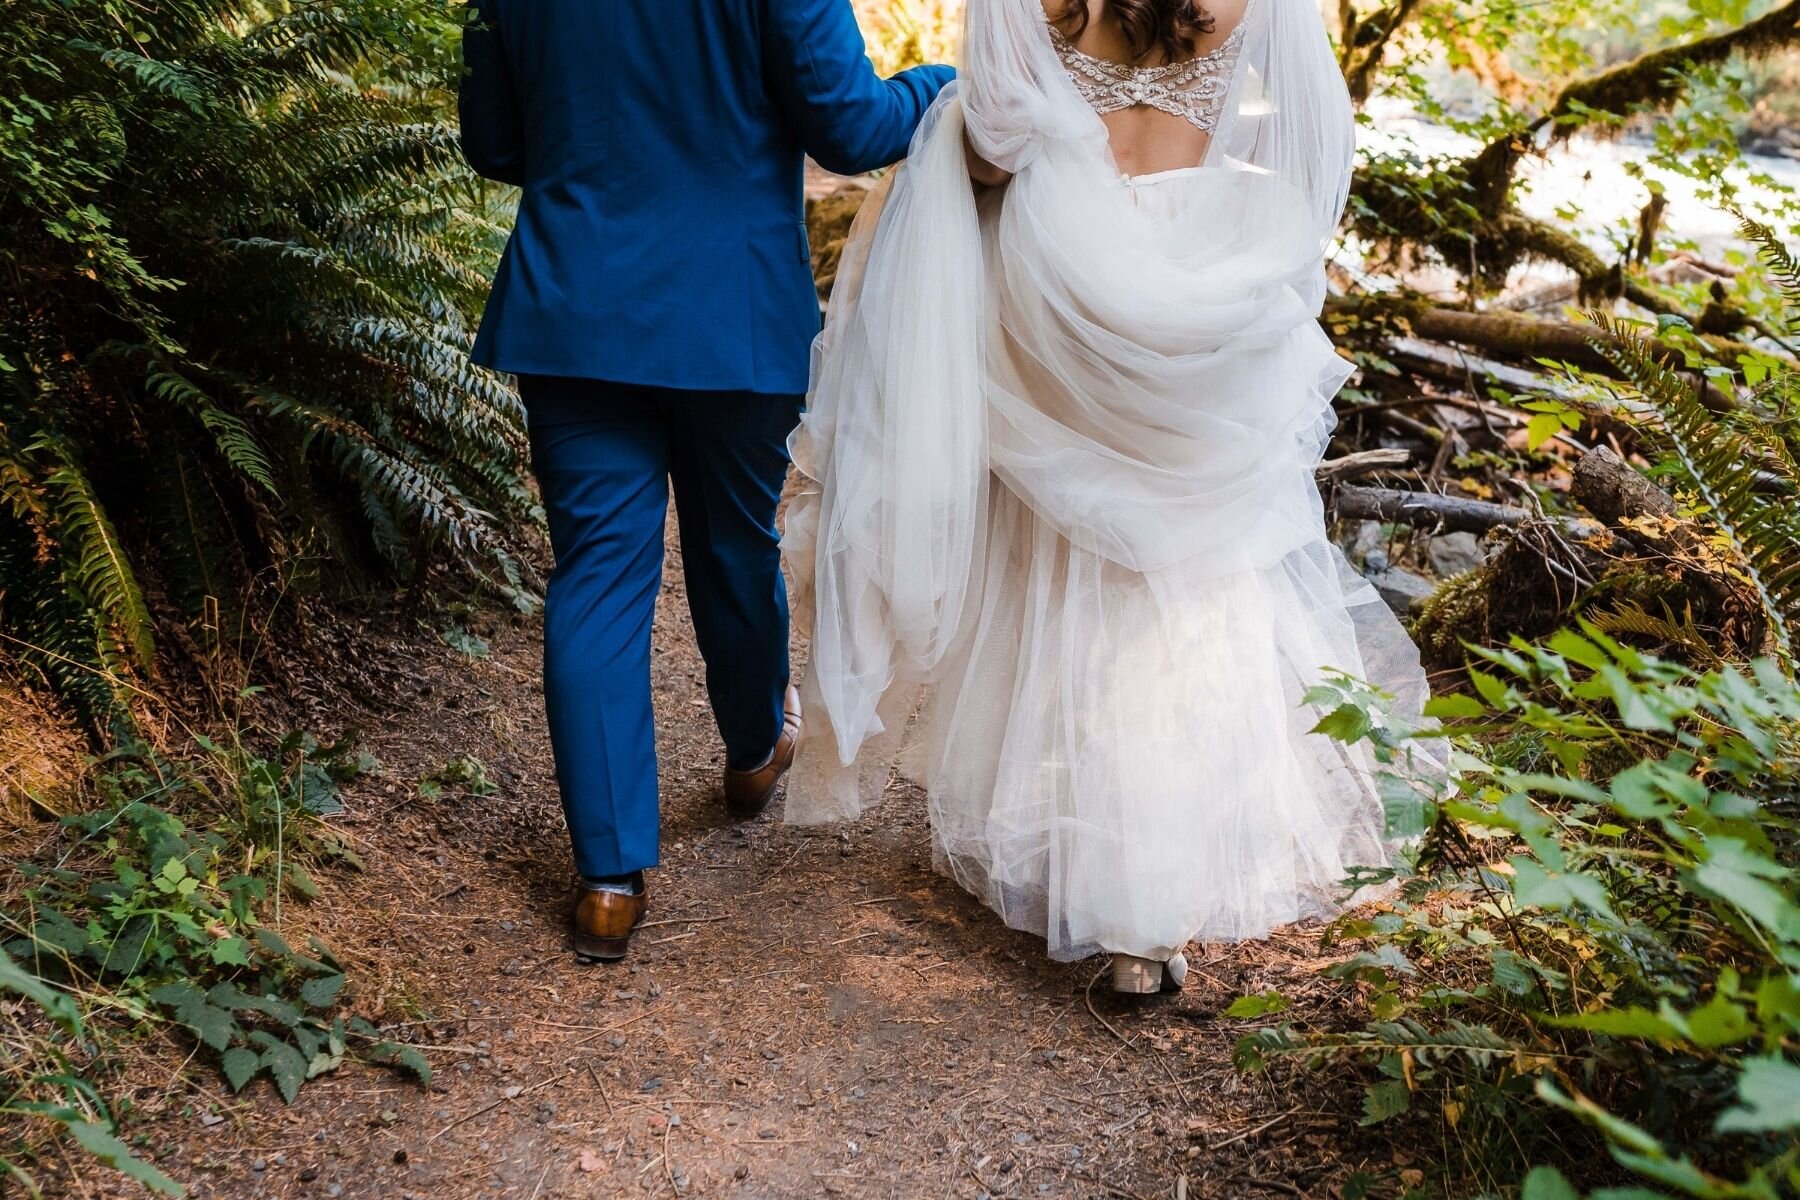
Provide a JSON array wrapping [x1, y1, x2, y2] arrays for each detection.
[[1055, 0, 1217, 62]]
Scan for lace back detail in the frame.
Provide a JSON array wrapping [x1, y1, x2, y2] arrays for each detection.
[[1047, 12, 1249, 133]]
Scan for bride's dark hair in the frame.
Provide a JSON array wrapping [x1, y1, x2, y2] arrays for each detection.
[[1055, 0, 1217, 62]]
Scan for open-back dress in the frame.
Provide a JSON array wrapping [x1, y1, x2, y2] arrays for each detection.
[[781, 0, 1437, 961]]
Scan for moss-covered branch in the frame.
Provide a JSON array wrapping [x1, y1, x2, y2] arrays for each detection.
[[1456, 1, 1800, 218], [1543, 0, 1800, 134], [1340, 0, 1427, 105], [1324, 293, 1765, 374]]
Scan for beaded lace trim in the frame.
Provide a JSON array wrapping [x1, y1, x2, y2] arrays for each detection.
[[1047, 13, 1248, 132]]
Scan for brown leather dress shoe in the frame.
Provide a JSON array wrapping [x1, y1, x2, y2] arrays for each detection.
[[571, 879, 648, 962], [723, 684, 802, 819]]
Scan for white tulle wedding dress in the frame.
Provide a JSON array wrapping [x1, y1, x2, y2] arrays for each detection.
[[781, 0, 1436, 966]]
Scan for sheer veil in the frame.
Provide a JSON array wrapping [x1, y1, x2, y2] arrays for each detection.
[[784, 0, 1436, 955]]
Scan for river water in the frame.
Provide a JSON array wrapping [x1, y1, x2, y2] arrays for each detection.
[[1364, 101, 1800, 262]]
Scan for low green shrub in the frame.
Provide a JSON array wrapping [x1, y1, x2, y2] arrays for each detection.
[[2, 735, 425, 1194], [1, 949, 183, 1197], [1239, 627, 1799, 1198]]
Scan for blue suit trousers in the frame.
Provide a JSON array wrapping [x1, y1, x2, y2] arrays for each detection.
[[521, 375, 802, 879]]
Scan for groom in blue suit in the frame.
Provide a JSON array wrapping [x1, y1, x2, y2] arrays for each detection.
[[460, 0, 951, 960]]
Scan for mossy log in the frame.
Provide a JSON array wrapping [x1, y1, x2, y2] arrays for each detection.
[[1450, 1, 1800, 223], [1325, 294, 1765, 376]]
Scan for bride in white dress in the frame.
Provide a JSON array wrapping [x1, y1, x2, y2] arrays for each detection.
[[782, 0, 1436, 992]]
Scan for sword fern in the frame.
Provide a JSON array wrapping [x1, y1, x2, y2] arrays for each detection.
[[0, 0, 534, 724], [1585, 226, 1800, 666]]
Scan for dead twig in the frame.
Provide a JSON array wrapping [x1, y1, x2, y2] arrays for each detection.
[[1084, 965, 1136, 1048], [636, 914, 729, 930], [1210, 1108, 1297, 1150]]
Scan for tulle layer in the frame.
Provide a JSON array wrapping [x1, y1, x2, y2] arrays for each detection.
[[918, 491, 1415, 959]]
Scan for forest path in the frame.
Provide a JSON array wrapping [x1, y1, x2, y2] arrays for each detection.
[[149, 513, 1402, 1200]]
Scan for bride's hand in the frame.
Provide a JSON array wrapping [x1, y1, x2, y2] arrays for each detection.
[[963, 128, 1013, 188]]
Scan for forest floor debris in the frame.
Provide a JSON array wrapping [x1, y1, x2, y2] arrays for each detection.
[[12, 513, 1417, 1200]]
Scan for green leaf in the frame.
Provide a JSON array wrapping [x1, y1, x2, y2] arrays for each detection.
[[182, 1002, 238, 1052], [153, 981, 239, 1050], [1468, 668, 1512, 709], [1754, 972, 1800, 1035], [297, 763, 343, 816], [62, 1119, 185, 1196], [299, 973, 345, 1010], [1359, 1079, 1410, 1126], [0, 947, 82, 1033], [283, 861, 321, 901], [1310, 703, 1372, 743], [307, 1050, 344, 1079], [29, 907, 91, 956], [441, 626, 491, 660], [1716, 1055, 1800, 1134], [1546, 628, 1609, 671], [1510, 858, 1617, 920], [245, 994, 303, 1028], [1223, 991, 1290, 1019], [1423, 693, 1486, 719], [1488, 949, 1536, 998], [221, 1047, 260, 1093], [1549, 1006, 1686, 1044], [1682, 991, 1754, 1049], [1519, 1166, 1578, 1200], [394, 1046, 431, 1084], [209, 937, 251, 967], [256, 1036, 309, 1104], [1599, 664, 1674, 731], [254, 928, 296, 958], [1690, 841, 1800, 942], [1526, 411, 1564, 451], [149, 982, 204, 1010], [367, 1041, 433, 1084]]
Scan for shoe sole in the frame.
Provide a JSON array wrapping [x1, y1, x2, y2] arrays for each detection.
[[572, 934, 632, 963], [725, 777, 786, 821]]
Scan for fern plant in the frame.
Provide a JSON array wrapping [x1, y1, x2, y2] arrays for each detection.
[[0, 0, 535, 725], [1584, 216, 1800, 667]]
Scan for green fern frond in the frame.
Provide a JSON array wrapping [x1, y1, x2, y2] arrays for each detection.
[[35, 441, 155, 672], [2, 0, 534, 717], [1587, 312, 1800, 663], [1733, 209, 1800, 331], [66, 41, 216, 116], [1587, 601, 1723, 668], [146, 363, 280, 496]]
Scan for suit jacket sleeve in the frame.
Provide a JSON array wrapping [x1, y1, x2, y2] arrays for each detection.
[[764, 0, 955, 176], [458, 0, 526, 186]]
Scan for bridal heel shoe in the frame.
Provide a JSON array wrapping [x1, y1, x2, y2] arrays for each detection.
[[1110, 952, 1188, 995]]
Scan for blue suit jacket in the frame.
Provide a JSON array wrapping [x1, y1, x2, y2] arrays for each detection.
[[459, 0, 953, 395]]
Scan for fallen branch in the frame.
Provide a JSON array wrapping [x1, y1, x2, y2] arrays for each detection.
[[1334, 484, 1605, 539], [1334, 484, 1529, 532], [1315, 448, 1413, 484]]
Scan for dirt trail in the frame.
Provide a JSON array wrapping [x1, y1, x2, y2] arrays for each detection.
[[129, 516, 1404, 1200]]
